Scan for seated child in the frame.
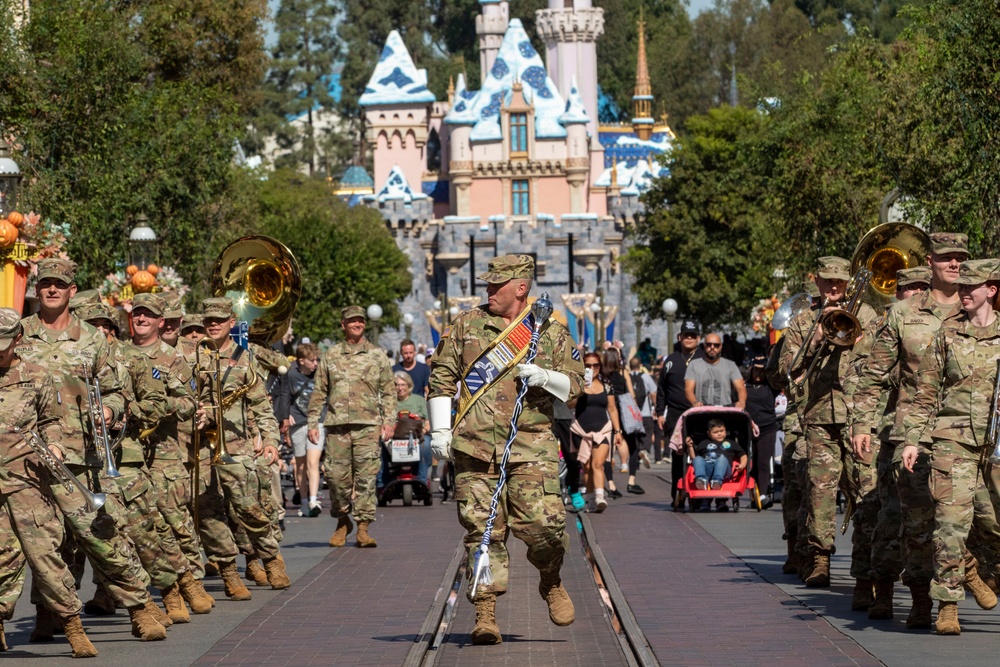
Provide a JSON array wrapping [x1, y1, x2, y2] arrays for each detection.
[[687, 419, 747, 491]]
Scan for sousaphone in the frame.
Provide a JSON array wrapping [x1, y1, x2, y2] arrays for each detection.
[[850, 222, 931, 311]]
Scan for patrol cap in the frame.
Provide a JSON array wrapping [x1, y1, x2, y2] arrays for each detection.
[[68, 289, 101, 313], [477, 254, 535, 284], [78, 303, 118, 331], [0, 307, 22, 352], [201, 297, 234, 319], [180, 314, 204, 332], [341, 305, 366, 321], [160, 291, 184, 319], [816, 256, 851, 281], [953, 259, 996, 286], [929, 232, 969, 256], [896, 266, 932, 288], [37, 258, 78, 284], [678, 320, 699, 335], [132, 293, 164, 317]]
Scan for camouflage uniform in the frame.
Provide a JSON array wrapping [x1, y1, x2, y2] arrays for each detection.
[[778, 257, 879, 560], [16, 312, 151, 610], [195, 308, 282, 566], [307, 312, 396, 524], [429, 291, 584, 601], [0, 347, 82, 622], [902, 293, 1000, 601], [851, 289, 960, 586]]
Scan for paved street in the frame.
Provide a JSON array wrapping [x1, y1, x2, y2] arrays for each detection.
[[7, 469, 1000, 666]]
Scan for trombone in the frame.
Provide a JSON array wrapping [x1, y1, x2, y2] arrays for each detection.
[[83, 369, 122, 479], [194, 338, 238, 467]]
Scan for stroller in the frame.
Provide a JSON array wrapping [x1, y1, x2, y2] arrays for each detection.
[[377, 411, 433, 507], [669, 406, 761, 512]]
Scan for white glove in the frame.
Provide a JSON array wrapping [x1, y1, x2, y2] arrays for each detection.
[[428, 396, 454, 461], [516, 363, 571, 402]]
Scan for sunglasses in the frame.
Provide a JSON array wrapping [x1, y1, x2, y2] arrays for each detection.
[[584, 363, 601, 368], [704, 343, 722, 348]]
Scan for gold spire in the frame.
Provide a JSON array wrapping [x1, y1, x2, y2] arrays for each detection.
[[632, 15, 654, 140], [448, 76, 455, 105]]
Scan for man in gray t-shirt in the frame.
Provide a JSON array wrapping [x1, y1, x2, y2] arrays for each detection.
[[684, 332, 747, 408]]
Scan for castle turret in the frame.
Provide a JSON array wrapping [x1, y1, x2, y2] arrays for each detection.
[[631, 19, 654, 140], [559, 77, 590, 214], [536, 0, 604, 136], [476, 0, 509, 86]]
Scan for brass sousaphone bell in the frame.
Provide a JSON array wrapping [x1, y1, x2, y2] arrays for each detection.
[[850, 222, 931, 311], [211, 235, 301, 345]]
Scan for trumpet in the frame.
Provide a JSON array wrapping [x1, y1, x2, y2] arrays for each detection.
[[14, 425, 106, 512], [194, 338, 237, 467], [987, 360, 1000, 464], [83, 369, 122, 479]]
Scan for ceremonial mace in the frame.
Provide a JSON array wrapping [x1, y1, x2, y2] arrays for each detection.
[[470, 293, 554, 599]]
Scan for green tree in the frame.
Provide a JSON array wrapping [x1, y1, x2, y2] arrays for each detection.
[[247, 169, 411, 342]]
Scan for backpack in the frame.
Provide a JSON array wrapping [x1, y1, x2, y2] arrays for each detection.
[[630, 371, 648, 412]]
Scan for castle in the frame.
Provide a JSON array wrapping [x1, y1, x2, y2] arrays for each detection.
[[341, 0, 675, 351]]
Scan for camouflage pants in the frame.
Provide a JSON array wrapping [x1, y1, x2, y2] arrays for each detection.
[[198, 455, 280, 565], [226, 461, 281, 558], [454, 451, 568, 602], [870, 442, 904, 582], [324, 425, 380, 523], [780, 428, 801, 541], [149, 462, 204, 579], [794, 458, 811, 559], [804, 424, 858, 555], [269, 462, 285, 524], [928, 439, 1000, 601], [34, 467, 150, 609], [896, 450, 936, 586], [113, 465, 186, 589], [0, 483, 80, 620], [850, 439, 881, 579]]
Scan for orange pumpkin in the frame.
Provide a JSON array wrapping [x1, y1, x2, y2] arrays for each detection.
[[126, 264, 139, 277], [146, 263, 159, 276], [6, 211, 23, 227], [0, 219, 18, 248], [131, 269, 156, 292]]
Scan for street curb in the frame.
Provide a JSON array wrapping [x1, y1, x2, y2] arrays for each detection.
[[403, 541, 466, 667]]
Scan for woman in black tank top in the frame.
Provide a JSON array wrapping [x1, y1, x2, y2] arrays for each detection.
[[568, 352, 624, 512]]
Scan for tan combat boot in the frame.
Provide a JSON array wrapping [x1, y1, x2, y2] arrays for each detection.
[[63, 614, 99, 658], [539, 572, 575, 626], [263, 555, 291, 590], [29, 604, 56, 643], [906, 582, 933, 629], [851, 578, 875, 611], [127, 604, 167, 641], [805, 552, 830, 588], [83, 584, 117, 616], [471, 594, 502, 645], [204, 561, 220, 577], [159, 583, 189, 624], [935, 601, 960, 635], [868, 579, 895, 619], [328, 516, 353, 547], [220, 562, 253, 601], [145, 600, 173, 628], [356, 521, 377, 548], [964, 563, 998, 610], [177, 571, 214, 613], [245, 556, 269, 586], [782, 539, 799, 575], [0, 619, 6, 651]]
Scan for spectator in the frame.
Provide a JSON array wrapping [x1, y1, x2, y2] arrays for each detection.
[[603, 347, 644, 495], [552, 399, 584, 511], [637, 337, 657, 368], [628, 357, 657, 469], [685, 333, 746, 408], [275, 342, 325, 517], [568, 352, 625, 513], [650, 356, 666, 463], [388, 371, 431, 486], [686, 418, 747, 499], [656, 320, 705, 505], [721, 333, 745, 366], [393, 338, 430, 397], [743, 352, 780, 508]]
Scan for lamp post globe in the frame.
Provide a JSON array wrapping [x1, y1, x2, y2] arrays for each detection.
[[662, 298, 678, 349], [366, 304, 383, 321], [661, 298, 678, 316], [0, 144, 21, 218]]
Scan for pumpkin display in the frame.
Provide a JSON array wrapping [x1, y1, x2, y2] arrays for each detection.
[[131, 269, 156, 292], [0, 219, 18, 248], [6, 211, 23, 227], [126, 264, 139, 277], [146, 263, 159, 276]]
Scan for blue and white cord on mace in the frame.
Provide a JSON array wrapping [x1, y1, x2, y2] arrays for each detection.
[[469, 292, 554, 600]]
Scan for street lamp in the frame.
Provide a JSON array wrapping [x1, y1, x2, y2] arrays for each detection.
[[366, 304, 383, 321], [402, 312, 414, 339], [0, 144, 21, 218], [127, 214, 159, 294], [662, 298, 678, 351]]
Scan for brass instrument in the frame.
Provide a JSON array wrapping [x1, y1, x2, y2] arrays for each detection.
[[988, 360, 1000, 464], [786, 298, 826, 388], [210, 235, 301, 346], [771, 293, 812, 332], [851, 222, 932, 310], [194, 338, 238, 467], [14, 425, 106, 512], [817, 269, 873, 348], [83, 369, 122, 479]]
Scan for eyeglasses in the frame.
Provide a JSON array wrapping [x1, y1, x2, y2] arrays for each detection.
[[704, 343, 722, 348], [584, 363, 601, 368]]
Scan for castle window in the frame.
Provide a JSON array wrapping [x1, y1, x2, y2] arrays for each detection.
[[510, 113, 528, 155], [426, 128, 441, 172], [512, 179, 530, 216]]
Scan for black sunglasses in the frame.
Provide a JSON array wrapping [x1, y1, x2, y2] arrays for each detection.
[[584, 363, 601, 368], [704, 343, 722, 348]]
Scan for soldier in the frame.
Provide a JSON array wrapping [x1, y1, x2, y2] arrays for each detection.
[[848, 235, 996, 628], [128, 294, 215, 614], [159, 292, 184, 347], [900, 259, 1000, 634], [16, 258, 166, 642], [778, 256, 878, 589], [195, 297, 290, 598], [306, 305, 396, 548], [428, 255, 584, 645], [180, 314, 206, 342], [0, 308, 98, 658]]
